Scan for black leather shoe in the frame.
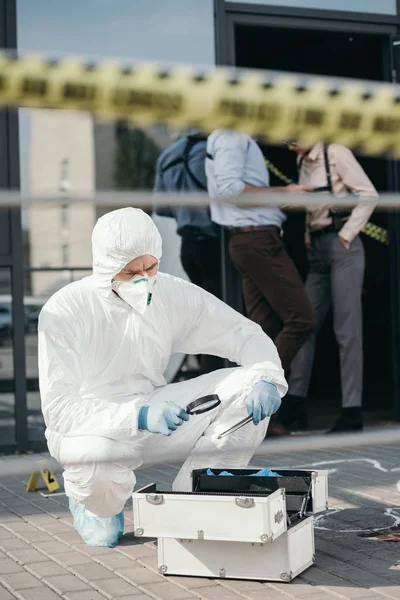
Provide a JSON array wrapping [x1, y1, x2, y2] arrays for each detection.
[[327, 408, 363, 434]]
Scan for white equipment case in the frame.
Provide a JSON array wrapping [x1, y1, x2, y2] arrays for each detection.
[[158, 516, 315, 582], [132, 467, 328, 583], [132, 484, 287, 543]]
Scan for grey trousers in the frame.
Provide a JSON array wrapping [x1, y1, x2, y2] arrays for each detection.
[[289, 233, 365, 408]]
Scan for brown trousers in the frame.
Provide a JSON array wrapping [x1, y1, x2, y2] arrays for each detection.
[[229, 228, 316, 374]]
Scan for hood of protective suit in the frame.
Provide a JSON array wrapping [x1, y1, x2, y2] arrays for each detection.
[[91, 208, 162, 287]]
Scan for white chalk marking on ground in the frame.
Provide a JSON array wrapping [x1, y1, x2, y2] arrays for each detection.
[[290, 458, 400, 533], [314, 507, 400, 533], [290, 458, 393, 473]]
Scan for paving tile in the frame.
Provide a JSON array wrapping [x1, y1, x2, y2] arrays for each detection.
[[25, 560, 69, 578], [142, 581, 195, 599], [8, 549, 48, 564], [243, 590, 292, 600], [54, 531, 82, 544], [168, 575, 215, 589], [192, 585, 245, 600], [97, 553, 136, 570], [222, 580, 275, 593], [16, 531, 52, 543], [0, 531, 13, 541], [5, 522, 38, 533], [0, 559, 24, 574], [318, 540, 400, 583], [301, 567, 388, 598], [0, 515, 21, 525], [95, 577, 142, 596], [71, 543, 113, 556], [369, 588, 400, 600], [13, 586, 65, 600], [36, 521, 73, 533], [45, 511, 71, 521], [26, 515, 59, 525], [0, 584, 16, 600], [45, 573, 91, 593], [117, 565, 163, 585], [136, 553, 158, 569], [316, 553, 399, 591], [267, 581, 323, 597], [51, 551, 94, 567], [118, 543, 157, 559], [362, 597, 396, 600], [117, 596, 163, 600], [0, 538, 31, 551], [291, 597, 377, 600], [10, 506, 44, 517], [65, 591, 110, 600], [73, 562, 114, 582], [0, 571, 43, 590], [34, 540, 71, 554]]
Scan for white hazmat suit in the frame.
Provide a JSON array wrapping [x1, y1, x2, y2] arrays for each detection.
[[38, 208, 287, 524]]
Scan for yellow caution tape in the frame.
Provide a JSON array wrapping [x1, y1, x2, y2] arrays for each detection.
[[361, 222, 388, 245], [26, 459, 60, 493], [264, 158, 389, 245], [1, 54, 400, 156], [264, 158, 293, 185]]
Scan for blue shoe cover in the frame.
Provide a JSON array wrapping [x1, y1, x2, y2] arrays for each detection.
[[69, 499, 124, 547]]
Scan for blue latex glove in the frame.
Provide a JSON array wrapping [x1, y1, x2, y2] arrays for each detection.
[[206, 468, 281, 477], [250, 467, 281, 477], [69, 500, 124, 547], [138, 401, 189, 436], [245, 381, 281, 425], [207, 469, 233, 476]]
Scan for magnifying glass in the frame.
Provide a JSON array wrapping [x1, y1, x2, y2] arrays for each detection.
[[186, 394, 221, 415]]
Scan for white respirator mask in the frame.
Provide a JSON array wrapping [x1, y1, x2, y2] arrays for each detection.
[[111, 275, 156, 314]]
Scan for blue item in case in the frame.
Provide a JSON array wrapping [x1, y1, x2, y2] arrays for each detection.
[[206, 467, 281, 477]]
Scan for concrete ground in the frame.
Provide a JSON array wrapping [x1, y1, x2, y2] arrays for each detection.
[[0, 443, 399, 600]]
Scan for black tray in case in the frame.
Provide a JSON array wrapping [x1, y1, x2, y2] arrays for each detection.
[[192, 468, 314, 515]]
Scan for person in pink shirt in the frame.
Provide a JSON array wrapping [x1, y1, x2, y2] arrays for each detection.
[[279, 142, 378, 433]]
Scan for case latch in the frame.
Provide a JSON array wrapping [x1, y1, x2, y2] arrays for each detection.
[[146, 494, 164, 505], [274, 510, 284, 524], [235, 497, 254, 509]]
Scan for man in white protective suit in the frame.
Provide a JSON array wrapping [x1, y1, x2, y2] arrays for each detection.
[[38, 207, 287, 548]]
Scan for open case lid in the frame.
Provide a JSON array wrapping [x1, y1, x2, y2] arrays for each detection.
[[192, 468, 329, 515]]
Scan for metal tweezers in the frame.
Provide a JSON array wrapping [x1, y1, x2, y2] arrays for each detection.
[[216, 415, 253, 440]]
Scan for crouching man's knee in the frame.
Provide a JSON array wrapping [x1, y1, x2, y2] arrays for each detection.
[[59, 435, 136, 519], [59, 438, 135, 547], [63, 464, 135, 518]]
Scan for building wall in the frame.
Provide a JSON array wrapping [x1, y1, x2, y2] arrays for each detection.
[[94, 121, 117, 191], [29, 110, 95, 296]]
